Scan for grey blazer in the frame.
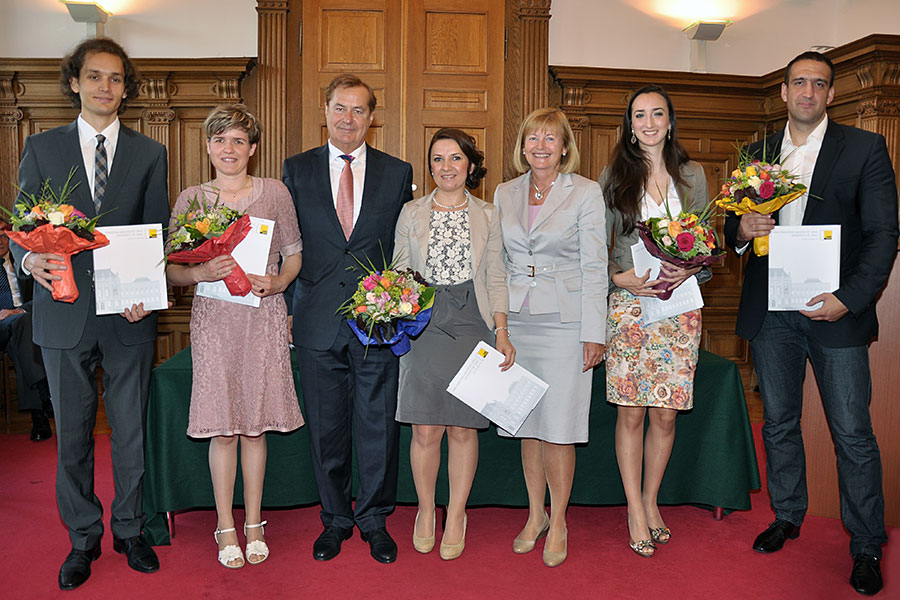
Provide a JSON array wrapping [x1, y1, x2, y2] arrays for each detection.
[[601, 160, 710, 290], [392, 190, 508, 330], [495, 171, 607, 344]]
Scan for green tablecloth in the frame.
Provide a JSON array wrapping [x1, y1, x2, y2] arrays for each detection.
[[143, 347, 760, 545]]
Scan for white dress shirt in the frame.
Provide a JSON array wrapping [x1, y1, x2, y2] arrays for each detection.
[[640, 178, 683, 220], [328, 141, 366, 228], [77, 114, 120, 199], [778, 116, 827, 226]]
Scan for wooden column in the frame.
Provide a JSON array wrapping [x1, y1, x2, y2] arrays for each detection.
[[557, 80, 589, 175], [0, 72, 23, 212], [140, 76, 175, 148], [256, 0, 290, 178], [519, 0, 550, 116]]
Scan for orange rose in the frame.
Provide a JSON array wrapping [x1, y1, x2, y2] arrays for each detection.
[[58, 204, 75, 218], [667, 221, 683, 237], [356, 305, 368, 313], [195, 218, 211, 235], [380, 277, 392, 288]]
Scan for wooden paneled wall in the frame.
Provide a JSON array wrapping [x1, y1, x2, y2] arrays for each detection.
[[0, 57, 255, 365]]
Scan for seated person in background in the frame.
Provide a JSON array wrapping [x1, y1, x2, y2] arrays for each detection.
[[0, 219, 52, 441]]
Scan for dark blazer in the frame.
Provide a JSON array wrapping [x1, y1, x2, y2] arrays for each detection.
[[282, 144, 413, 350], [724, 121, 899, 347], [12, 120, 169, 349]]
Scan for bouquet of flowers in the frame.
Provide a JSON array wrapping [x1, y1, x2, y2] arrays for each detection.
[[338, 258, 435, 357], [4, 167, 109, 303], [716, 147, 807, 256], [166, 190, 252, 296], [637, 198, 725, 300]]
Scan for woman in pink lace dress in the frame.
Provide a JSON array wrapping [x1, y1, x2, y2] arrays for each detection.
[[166, 105, 304, 569]]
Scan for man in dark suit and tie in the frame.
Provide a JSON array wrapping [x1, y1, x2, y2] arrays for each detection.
[[282, 74, 413, 564], [13, 38, 169, 590], [725, 51, 898, 596], [0, 219, 53, 441]]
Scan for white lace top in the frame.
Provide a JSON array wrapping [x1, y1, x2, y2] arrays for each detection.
[[425, 208, 473, 285]]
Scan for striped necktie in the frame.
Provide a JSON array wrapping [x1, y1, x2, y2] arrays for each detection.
[[94, 134, 108, 213], [336, 154, 354, 240], [0, 259, 14, 310]]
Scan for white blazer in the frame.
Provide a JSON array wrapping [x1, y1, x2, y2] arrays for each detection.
[[494, 171, 607, 343], [392, 190, 509, 330]]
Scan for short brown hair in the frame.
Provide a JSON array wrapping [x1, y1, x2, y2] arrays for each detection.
[[512, 108, 580, 174], [59, 37, 140, 115], [324, 74, 376, 113], [204, 104, 261, 145]]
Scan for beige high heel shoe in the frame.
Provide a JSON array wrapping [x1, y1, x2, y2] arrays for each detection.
[[512, 513, 550, 554], [214, 527, 244, 569], [542, 527, 567, 567], [439, 515, 467, 561], [244, 521, 269, 565], [413, 511, 436, 554]]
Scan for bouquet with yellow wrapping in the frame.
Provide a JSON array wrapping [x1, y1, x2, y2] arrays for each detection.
[[716, 147, 807, 256]]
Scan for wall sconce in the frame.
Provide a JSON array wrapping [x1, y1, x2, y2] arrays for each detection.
[[63, 1, 111, 38], [683, 20, 732, 73]]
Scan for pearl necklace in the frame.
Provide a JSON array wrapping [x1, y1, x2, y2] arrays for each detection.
[[531, 176, 556, 201], [432, 190, 470, 210]]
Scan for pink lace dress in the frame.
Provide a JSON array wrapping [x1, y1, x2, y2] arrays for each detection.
[[169, 177, 305, 437]]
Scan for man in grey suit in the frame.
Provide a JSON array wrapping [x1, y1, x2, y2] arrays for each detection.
[[13, 38, 169, 591], [282, 74, 413, 564]]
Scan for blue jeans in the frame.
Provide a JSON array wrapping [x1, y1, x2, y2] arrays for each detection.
[[750, 311, 886, 558]]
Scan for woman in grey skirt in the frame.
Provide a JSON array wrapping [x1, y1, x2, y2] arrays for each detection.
[[393, 128, 515, 560], [494, 108, 607, 567]]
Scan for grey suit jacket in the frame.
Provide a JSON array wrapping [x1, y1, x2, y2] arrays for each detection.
[[495, 171, 607, 344], [392, 190, 509, 330], [601, 160, 709, 290], [12, 120, 169, 349]]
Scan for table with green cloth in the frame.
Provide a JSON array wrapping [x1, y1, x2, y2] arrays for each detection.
[[143, 347, 760, 545]]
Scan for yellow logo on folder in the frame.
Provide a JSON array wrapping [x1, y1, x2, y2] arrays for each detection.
[[148, 229, 157, 238], [477, 349, 488, 358], [823, 230, 833, 240], [260, 224, 269, 235]]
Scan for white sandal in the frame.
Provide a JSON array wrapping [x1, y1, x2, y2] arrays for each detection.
[[244, 521, 269, 565], [214, 527, 245, 568]]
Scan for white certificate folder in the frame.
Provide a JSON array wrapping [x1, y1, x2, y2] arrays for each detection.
[[446, 341, 549, 435], [768, 225, 841, 311], [630, 241, 704, 324], [196, 216, 275, 308], [93, 224, 168, 315]]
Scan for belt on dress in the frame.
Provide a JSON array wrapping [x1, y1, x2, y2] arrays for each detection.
[[508, 261, 581, 277]]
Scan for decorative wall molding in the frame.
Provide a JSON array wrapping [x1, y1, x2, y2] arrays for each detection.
[[255, 0, 289, 179]]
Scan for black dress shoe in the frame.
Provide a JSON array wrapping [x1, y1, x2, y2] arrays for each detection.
[[313, 525, 353, 561], [30, 411, 52, 441], [113, 535, 159, 573], [58, 545, 101, 591], [752, 519, 800, 553], [360, 527, 397, 564], [850, 554, 883, 596]]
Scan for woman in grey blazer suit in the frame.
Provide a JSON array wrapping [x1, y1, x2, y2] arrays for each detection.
[[495, 108, 607, 568], [601, 85, 709, 558], [393, 129, 515, 560]]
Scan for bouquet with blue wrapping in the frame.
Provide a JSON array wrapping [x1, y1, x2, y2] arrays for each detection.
[[339, 260, 435, 356]]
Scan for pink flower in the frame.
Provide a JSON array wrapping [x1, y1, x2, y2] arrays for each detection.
[[759, 180, 775, 199], [362, 275, 378, 291], [676, 232, 695, 252]]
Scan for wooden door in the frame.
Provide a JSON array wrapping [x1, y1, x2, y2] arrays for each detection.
[[406, 0, 506, 201], [301, 0, 405, 155]]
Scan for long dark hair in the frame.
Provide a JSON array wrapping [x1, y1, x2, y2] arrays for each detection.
[[603, 85, 691, 234]]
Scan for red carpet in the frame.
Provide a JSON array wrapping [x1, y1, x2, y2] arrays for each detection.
[[0, 425, 895, 599]]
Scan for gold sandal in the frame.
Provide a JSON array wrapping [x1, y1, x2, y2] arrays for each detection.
[[650, 526, 671, 545], [629, 538, 656, 558]]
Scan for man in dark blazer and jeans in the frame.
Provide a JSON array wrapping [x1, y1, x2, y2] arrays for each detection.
[[283, 74, 413, 563], [13, 38, 169, 590], [725, 51, 898, 596]]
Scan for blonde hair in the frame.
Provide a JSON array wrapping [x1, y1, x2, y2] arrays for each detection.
[[511, 107, 580, 174], [204, 104, 261, 145]]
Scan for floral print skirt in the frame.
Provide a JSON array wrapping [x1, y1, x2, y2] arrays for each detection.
[[605, 288, 701, 410]]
